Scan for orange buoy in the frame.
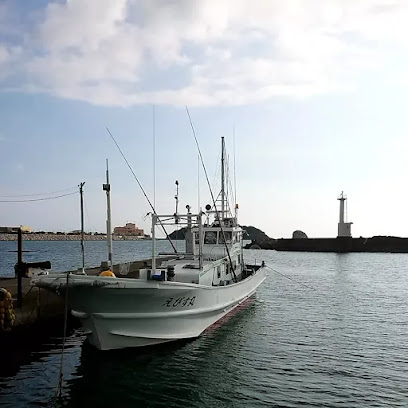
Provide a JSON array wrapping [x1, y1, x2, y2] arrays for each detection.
[[99, 270, 116, 277]]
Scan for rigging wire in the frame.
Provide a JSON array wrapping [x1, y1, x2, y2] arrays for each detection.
[[211, 148, 221, 197], [0, 186, 78, 198], [225, 151, 229, 213], [226, 154, 235, 215], [197, 154, 200, 211], [226, 149, 244, 268], [105, 127, 177, 253], [185, 106, 237, 282], [0, 191, 78, 203], [220, 150, 234, 217]]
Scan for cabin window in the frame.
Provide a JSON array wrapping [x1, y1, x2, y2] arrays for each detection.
[[226, 263, 230, 275], [217, 266, 221, 278], [237, 254, 241, 265], [204, 231, 217, 244], [219, 231, 232, 244], [194, 232, 199, 244]]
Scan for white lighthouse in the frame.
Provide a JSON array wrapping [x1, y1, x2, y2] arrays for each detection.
[[337, 191, 352, 237]]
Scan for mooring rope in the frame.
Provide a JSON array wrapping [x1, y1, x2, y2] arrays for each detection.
[[264, 264, 369, 305], [55, 272, 70, 399], [264, 265, 319, 292]]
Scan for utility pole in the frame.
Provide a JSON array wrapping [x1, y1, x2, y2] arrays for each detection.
[[79, 182, 86, 273]]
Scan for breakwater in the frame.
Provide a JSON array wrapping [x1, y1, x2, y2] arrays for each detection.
[[0, 233, 150, 242], [247, 236, 408, 253]]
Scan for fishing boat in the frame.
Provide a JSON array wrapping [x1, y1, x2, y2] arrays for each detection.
[[32, 137, 267, 350]]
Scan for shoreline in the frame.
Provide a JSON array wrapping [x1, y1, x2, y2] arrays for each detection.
[[0, 233, 151, 242]]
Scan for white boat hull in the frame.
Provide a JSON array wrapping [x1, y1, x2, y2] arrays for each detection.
[[62, 267, 267, 350]]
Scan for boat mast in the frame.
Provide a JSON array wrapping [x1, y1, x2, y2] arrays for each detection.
[[103, 159, 113, 269], [221, 136, 225, 221]]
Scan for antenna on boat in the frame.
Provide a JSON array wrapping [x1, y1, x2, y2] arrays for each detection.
[[103, 159, 113, 269], [221, 137, 225, 221], [233, 122, 237, 220], [106, 127, 177, 253], [185, 107, 237, 282], [79, 181, 86, 274], [153, 105, 156, 209]]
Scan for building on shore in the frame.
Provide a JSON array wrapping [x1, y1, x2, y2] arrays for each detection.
[[113, 223, 144, 236], [0, 225, 32, 233]]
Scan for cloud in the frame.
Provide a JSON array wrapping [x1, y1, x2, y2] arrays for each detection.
[[1, 0, 408, 106]]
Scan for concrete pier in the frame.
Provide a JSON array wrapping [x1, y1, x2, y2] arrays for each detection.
[[0, 277, 66, 340], [0, 257, 169, 345]]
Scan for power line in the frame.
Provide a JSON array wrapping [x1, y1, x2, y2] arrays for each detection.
[[0, 191, 78, 203], [0, 185, 78, 198]]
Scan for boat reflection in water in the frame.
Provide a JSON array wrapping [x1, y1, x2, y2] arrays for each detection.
[[64, 298, 258, 408]]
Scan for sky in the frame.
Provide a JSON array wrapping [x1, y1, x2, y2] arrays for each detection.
[[1, 0, 408, 239]]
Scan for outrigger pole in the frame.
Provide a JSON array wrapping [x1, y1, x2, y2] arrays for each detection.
[[106, 127, 177, 253]]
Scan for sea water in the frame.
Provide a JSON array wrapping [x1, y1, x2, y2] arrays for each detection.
[[0, 239, 186, 277], [0, 242, 408, 407]]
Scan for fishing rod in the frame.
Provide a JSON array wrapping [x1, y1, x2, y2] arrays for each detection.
[[106, 127, 177, 253], [185, 107, 237, 282]]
